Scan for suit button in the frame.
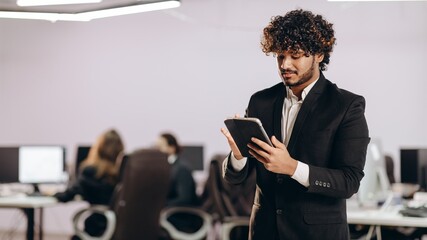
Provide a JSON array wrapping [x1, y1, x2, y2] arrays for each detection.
[[323, 182, 326, 187], [315, 180, 319, 185], [277, 178, 283, 184], [276, 209, 283, 215], [327, 183, 330, 188]]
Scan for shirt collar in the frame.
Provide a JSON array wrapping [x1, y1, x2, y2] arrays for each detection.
[[286, 78, 319, 102], [168, 154, 178, 164]]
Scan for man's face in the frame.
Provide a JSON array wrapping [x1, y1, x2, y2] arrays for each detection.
[[155, 137, 174, 155], [276, 50, 323, 88], [156, 137, 169, 154]]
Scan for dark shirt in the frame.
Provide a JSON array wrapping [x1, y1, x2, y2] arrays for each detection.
[[54, 166, 115, 205]]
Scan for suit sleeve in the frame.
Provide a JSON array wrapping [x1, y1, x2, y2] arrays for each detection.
[[223, 105, 253, 185], [306, 96, 370, 199], [223, 153, 251, 185], [54, 167, 97, 202]]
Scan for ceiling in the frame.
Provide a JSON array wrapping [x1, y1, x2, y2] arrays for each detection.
[[0, 0, 164, 14]]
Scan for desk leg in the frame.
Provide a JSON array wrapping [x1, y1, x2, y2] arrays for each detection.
[[375, 225, 382, 240], [366, 225, 375, 240], [23, 208, 34, 240], [365, 225, 382, 240], [39, 208, 43, 240]]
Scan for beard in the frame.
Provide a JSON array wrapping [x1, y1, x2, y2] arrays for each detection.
[[283, 58, 316, 88]]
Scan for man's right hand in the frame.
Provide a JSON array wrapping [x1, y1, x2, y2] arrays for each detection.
[[220, 127, 244, 160]]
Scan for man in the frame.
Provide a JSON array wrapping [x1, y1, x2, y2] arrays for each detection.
[[156, 132, 198, 207], [221, 9, 369, 240]]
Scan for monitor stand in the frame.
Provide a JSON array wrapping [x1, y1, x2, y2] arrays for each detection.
[[28, 183, 44, 197]]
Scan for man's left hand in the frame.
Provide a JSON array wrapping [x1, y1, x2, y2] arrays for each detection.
[[248, 136, 298, 176]]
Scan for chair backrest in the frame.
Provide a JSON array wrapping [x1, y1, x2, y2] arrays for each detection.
[[112, 149, 171, 240], [201, 154, 256, 221]]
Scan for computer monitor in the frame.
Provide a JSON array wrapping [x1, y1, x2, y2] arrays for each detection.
[[75, 146, 91, 176], [19, 146, 66, 184], [0, 145, 66, 194], [180, 145, 204, 171], [0, 147, 19, 183], [400, 149, 427, 190], [357, 139, 391, 207]]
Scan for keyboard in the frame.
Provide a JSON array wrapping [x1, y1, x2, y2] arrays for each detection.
[[399, 206, 427, 218]]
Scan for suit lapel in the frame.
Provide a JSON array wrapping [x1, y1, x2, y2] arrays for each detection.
[[287, 73, 328, 154], [273, 85, 286, 142]]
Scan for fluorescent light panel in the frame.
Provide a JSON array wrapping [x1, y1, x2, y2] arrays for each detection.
[[17, 0, 102, 7], [0, 11, 87, 21], [0, 0, 180, 22], [328, 0, 427, 1], [81, 1, 180, 20]]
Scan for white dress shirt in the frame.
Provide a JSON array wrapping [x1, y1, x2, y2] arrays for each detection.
[[168, 154, 178, 165], [229, 79, 319, 188]]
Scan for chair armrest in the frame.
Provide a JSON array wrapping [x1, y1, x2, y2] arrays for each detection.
[[72, 205, 116, 240], [160, 207, 212, 240], [221, 216, 250, 240]]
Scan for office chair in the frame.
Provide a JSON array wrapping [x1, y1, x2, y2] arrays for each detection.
[[160, 206, 213, 240], [73, 149, 171, 240], [200, 154, 256, 240]]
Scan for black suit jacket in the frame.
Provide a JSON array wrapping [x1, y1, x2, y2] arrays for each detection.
[[224, 73, 370, 240], [167, 157, 198, 207]]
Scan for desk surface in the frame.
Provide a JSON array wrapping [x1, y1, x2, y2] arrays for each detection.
[[0, 196, 57, 208], [347, 200, 427, 228]]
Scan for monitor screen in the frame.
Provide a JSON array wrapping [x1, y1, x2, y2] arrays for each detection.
[[400, 149, 427, 189], [180, 145, 204, 171], [75, 146, 91, 176], [18, 146, 66, 184], [401, 149, 419, 184], [0, 147, 19, 183]]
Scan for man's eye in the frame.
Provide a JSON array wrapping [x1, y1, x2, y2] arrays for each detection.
[[291, 53, 302, 59]]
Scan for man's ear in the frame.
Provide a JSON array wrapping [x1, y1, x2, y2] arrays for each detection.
[[315, 54, 324, 63], [170, 146, 177, 155]]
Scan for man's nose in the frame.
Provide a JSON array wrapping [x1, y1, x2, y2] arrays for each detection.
[[280, 57, 292, 69]]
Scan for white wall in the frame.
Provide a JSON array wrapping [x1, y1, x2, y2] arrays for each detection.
[[0, 0, 426, 235]]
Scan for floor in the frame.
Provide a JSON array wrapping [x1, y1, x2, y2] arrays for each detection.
[[0, 232, 69, 240]]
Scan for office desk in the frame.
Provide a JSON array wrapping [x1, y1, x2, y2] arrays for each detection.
[[0, 196, 58, 240], [347, 200, 427, 240]]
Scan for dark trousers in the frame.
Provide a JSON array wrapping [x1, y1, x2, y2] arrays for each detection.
[[71, 213, 107, 240]]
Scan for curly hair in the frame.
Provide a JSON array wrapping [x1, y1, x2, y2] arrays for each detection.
[[261, 9, 336, 71]]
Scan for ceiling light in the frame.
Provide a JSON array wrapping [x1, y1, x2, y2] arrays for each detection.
[[0, 0, 180, 22], [17, 0, 102, 7], [0, 11, 86, 21], [80, 1, 181, 20], [328, 0, 426, 1]]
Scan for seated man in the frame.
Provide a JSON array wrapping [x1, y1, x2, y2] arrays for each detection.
[[156, 132, 198, 207], [156, 132, 201, 236]]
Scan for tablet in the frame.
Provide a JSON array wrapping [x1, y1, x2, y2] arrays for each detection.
[[224, 117, 272, 158]]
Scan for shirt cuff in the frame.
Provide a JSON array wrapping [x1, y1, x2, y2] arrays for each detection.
[[291, 161, 310, 187], [229, 153, 247, 171]]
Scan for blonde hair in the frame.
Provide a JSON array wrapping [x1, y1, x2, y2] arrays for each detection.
[[80, 129, 124, 184]]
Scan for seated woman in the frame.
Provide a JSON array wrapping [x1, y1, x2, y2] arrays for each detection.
[[54, 129, 124, 240]]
